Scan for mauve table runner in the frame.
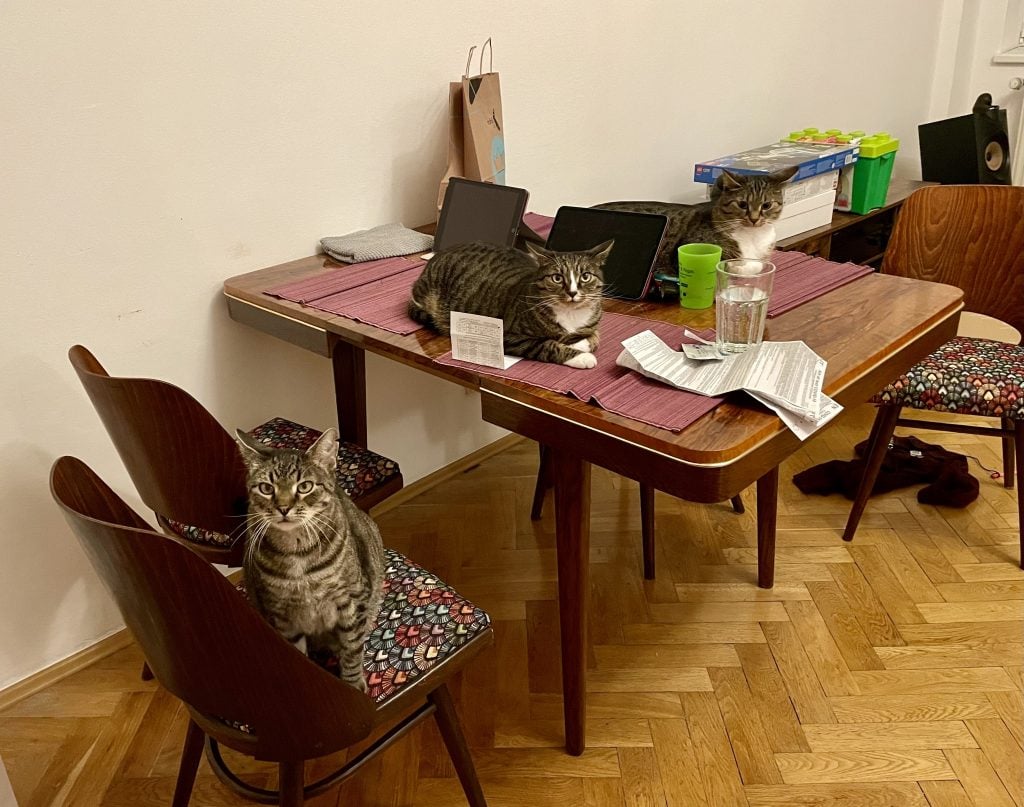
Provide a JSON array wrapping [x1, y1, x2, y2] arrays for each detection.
[[767, 251, 874, 317], [435, 312, 724, 432], [258, 222, 873, 430]]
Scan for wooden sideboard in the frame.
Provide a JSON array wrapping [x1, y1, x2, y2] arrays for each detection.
[[777, 177, 933, 266]]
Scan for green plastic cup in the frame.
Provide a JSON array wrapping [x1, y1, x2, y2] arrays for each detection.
[[678, 243, 722, 309]]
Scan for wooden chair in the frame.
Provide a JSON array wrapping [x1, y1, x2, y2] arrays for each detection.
[[50, 456, 491, 807], [842, 185, 1024, 567], [69, 345, 403, 567], [531, 445, 745, 580]]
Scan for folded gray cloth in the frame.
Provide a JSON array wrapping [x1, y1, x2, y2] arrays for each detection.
[[320, 223, 434, 264]]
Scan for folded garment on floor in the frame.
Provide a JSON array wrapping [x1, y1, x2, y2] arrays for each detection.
[[320, 223, 434, 263], [792, 435, 979, 507]]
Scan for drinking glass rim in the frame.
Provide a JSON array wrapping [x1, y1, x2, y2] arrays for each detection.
[[716, 259, 776, 277]]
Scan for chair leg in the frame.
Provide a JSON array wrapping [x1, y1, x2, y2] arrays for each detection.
[[140, 661, 154, 681], [1014, 420, 1024, 571], [531, 444, 551, 521], [429, 684, 487, 807], [640, 484, 655, 580], [730, 494, 745, 514], [1003, 416, 1016, 489], [172, 719, 204, 807], [843, 405, 902, 542], [278, 760, 305, 807]]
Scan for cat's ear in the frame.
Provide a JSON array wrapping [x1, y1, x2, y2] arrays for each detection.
[[586, 239, 615, 264], [235, 429, 272, 469], [523, 240, 553, 266], [718, 170, 744, 191], [768, 165, 799, 184], [306, 427, 339, 473]]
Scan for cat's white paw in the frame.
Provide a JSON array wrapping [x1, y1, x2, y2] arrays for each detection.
[[563, 351, 597, 369], [569, 338, 592, 352]]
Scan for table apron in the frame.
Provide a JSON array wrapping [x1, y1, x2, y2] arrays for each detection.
[[481, 389, 761, 502]]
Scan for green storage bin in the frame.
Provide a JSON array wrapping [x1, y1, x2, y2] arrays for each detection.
[[849, 134, 899, 214]]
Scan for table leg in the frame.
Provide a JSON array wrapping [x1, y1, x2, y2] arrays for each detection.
[[551, 447, 591, 756], [331, 341, 368, 448], [757, 466, 779, 589]]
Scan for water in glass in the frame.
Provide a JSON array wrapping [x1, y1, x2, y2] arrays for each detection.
[[716, 285, 769, 353]]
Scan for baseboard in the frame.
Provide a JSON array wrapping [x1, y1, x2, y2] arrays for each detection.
[[370, 434, 526, 518], [0, 629, 134, 712], [0, 435, 527, 712]]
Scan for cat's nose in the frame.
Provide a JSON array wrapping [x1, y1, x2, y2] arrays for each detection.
[[277, 506, 290, 516]]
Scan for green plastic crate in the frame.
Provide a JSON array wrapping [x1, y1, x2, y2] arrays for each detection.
[[848, 133, 899, 214]]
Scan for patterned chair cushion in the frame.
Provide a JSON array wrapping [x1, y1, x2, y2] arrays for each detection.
[[872, 337, 1024, 419], [223, 549, 490, 733], [164, 417, 401, 548], [322, 549, 490, 703]]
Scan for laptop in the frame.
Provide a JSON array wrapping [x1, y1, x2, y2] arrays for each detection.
[[434, 178, 530, 253], [544, 206, 668, 301]]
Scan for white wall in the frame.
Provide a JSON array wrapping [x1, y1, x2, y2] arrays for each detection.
[[931, 0, 1024, 140], [0, 0, 945, 689]]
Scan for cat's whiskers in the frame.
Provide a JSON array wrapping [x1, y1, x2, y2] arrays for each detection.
[[305, 513, 335, 557], [244, 516, 272, 564]]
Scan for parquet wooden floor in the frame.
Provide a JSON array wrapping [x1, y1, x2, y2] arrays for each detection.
[[3, 403, 1023, 806]]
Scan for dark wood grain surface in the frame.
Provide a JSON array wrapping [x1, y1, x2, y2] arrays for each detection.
[[225, 261, 963, 474]]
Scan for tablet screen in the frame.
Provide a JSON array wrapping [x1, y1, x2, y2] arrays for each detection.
[[435, 178, 530, 253], [545, 207, 668, 300]]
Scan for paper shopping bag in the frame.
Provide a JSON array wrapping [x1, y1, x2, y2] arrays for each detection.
[[437, 81, 466, 210], [461, 38, 506, 185]]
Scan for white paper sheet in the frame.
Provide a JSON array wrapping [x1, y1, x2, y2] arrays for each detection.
[[450, 311, 521, 370], [616, 331, 842, 440]]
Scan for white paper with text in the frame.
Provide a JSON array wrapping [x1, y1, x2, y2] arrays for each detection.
[[616, 331, 842, 439], [450, 311, 521, 370]]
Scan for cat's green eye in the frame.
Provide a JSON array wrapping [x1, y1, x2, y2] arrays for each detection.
[[551, 274, 563, 284], [762, 202, 773, 210], [737, 201, 748, 210], [297, 480, 314, 494], [257, 482, 273, 496], [581, 272, 593, 282]]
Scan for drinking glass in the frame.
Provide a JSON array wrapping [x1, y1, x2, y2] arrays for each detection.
[[715, 259, 776, 353]]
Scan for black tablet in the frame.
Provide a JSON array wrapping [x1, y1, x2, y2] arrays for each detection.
[[434, 178, 530, 253], [545, 206, 668, 301]]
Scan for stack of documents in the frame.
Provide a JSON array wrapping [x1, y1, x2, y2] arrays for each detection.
[[616, 331, 842, 440]]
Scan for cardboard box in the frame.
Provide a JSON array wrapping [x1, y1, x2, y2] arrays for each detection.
[[774, 188, 837, 240], [694, 142, 857, 184], [703, 170, 837, 205]]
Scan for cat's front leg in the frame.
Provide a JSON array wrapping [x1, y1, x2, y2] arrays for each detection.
[[507, 334, 597, 369], [286, 634, 308, 656], [568, 329, 600, 354], [324, 632, 368, 692]]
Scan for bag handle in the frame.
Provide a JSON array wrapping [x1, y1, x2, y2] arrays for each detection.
[[463, 38, 494, 77], [479, 37, 493, 75]]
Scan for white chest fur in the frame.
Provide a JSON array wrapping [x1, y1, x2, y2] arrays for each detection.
[[731, 223, 777, 260], [553, 302, 597, 335]]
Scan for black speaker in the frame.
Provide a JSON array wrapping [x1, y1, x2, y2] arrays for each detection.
[[918, 94, 1012, 185]]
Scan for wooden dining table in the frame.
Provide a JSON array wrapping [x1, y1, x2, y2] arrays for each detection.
[[224, 253, 962, 755]]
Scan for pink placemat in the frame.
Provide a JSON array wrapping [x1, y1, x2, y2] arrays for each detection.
[[265, 256, 423, 304], [434, 312, 723, 432], [307, 262, 426, 334], [523, 212, 555, 241], [767, 251, 873, 318]]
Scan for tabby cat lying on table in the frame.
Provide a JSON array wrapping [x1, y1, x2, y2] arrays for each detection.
[[596, 166, 799, 272], [409, 240, 614, 369]]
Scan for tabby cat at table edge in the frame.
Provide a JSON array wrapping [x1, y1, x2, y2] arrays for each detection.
[[408, 239, 614, 369], [597, 165, 799, 271]]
